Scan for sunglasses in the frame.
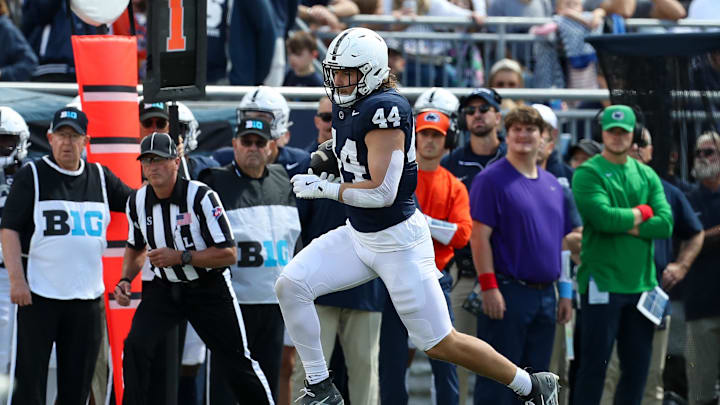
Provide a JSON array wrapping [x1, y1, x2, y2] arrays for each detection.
[[462, 105, 493, 116], [240, 138, 268, 148], [696, 148, 717, 158], [142, 117, 169, 129], [140, 156, 172, 165], [316, 112, 332, 123]]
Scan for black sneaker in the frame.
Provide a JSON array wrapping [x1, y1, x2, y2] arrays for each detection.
[[295, 376, 345, 405], [522, 371, 560, 405]]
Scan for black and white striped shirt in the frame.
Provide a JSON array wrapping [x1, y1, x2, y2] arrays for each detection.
[[125, 177, 234, 282]]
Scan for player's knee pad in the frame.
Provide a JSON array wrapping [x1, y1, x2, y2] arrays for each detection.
[[275, 273, 314, 305]]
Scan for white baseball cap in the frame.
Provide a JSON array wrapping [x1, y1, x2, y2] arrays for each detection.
[[532, 103, 558, 130]]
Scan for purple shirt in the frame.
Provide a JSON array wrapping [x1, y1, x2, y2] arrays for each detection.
[[469, 158, 571, 283]]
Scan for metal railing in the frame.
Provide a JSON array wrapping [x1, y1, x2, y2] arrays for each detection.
[[310, 15, 720, 87], [4, 83, 717, 142]]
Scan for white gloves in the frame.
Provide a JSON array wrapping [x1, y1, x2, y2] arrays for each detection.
[[291, 171, 341, 200]]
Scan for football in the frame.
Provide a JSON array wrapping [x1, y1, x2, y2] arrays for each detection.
[[309, 139, 341, 177]]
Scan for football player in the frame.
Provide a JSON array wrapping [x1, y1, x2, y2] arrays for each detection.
[[213, 86, 310, 177], [277, 27, 560, 405], [0, 106, 29, 380]]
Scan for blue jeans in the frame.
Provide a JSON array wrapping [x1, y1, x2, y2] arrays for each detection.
[[474, 279, 556, 405], [228, 0, 277, 85], [379, 271, 459, 405], [572, 293, 654, 405]]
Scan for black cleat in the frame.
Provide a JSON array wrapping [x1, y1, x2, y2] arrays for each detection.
[[294, 376, 345, 404], [522, 371, 560, 405]]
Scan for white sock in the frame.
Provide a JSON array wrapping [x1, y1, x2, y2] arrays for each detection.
[[304, 360, 330, 385], [508, 367, 532, 397]]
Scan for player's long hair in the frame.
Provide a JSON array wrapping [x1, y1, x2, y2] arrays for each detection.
[[380, 73, 399, 90], [0, 0, 8, 16]]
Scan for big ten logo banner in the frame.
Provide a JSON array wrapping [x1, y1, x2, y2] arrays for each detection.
[[237, 240, 290, 268], [42, 209, 104, 236]]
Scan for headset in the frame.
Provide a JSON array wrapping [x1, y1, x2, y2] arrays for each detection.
[[414, 90, 460, 150], [457, 88, 503, 133], [592, 104, 646, 144]]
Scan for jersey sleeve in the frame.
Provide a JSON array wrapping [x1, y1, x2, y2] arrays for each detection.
[[0, 164, 34, 232], [195, 188, 235, 248], [125, 192, 146, 250], [102, 165, 134, 213]]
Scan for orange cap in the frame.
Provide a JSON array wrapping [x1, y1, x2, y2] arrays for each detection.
[[416, 110, 450, 136]]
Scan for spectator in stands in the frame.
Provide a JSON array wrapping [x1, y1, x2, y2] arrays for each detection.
[[571, 105, 673, 405], [206, 0, 230, 83], [229, 0, 296, 85], [305, 96, 333, 152], [298, 0, 359, 32], [112, 0, 149, 80], [470, 106, 573, 405], [380, 109, 472, 405], [21, 0, 101, 82], [682, 131, 720, 405], [532, 0, 605, 90], [0, 0, 36, 81], [384, 0, 484, 87], [283, 31, 323, 87], [487, 0, 552, 67], [568, 139, 602, 169], [488, 59, 524, 110], [601, 128, 704, 405], [583, 0, 686, 20]]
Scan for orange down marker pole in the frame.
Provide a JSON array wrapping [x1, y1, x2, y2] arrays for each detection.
[[72, 35, 141, 405]]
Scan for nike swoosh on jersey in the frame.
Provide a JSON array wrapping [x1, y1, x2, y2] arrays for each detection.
[[352, 110, 360, 116], [285, 162, 300, 170]]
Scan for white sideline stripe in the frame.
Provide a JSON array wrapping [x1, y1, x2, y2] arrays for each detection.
[[83, 93, 138, 102], [90, 144, 140, 154]]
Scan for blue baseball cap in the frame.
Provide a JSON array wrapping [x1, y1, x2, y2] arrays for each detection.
[[460, 88, 501, 112]]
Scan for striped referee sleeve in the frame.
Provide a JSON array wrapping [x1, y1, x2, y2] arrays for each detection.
[[194, 187, 234, 248], [125, 192, 146, 250]]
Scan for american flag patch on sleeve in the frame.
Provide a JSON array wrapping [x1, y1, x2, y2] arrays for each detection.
[[176, 212, 192, 226], [212, 206, 223, 218]]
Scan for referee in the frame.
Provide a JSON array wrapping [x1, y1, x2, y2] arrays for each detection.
[[115, 132, 273, 405]]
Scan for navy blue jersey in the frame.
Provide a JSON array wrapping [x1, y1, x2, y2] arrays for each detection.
[[332, 88, 417, 233]]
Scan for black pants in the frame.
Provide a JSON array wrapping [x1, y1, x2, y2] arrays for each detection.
[[122, 272, 272, 405], [142, 280, 184, 405], [209, 304, 284, 404], [13, 294, 102, 405]]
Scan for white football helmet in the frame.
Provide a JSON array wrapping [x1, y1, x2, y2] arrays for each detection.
[[322, 27, 390, 107], [0, 107, 30, 168], [414, 88, 460, 116], [237, 86, 291, 140], [176, 102, 200, 152]]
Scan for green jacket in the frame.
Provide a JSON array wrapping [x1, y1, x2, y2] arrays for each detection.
[[572, 155, 673, 294]]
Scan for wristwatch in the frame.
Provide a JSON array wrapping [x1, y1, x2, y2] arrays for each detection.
[[181, 250, 192, 266]]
